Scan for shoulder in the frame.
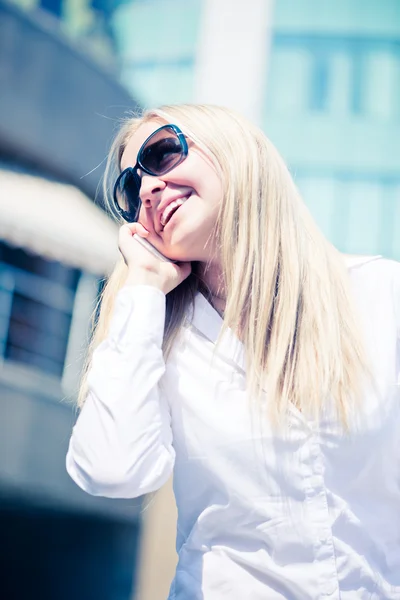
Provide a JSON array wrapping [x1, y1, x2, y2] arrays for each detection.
[[343, 254, 400, 291], [343, 254, 400, 331], [343, 253, 400, 278]]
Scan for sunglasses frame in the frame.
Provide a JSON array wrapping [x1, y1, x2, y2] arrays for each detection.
[[113, 124, 188, 222]]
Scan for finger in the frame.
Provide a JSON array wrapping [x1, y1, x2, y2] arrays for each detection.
[[119, 223, 147, 248], [172, 261, 192, 281], [118, 224, 135, 247], [125, 222, 149, 237]]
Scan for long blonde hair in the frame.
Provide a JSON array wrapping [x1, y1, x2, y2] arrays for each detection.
[[79, 104, 369, 426]]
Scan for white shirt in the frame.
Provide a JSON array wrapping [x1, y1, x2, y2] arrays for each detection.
[[67, 256, 400, 600]]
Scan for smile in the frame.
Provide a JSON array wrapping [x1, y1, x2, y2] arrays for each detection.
[[160, 195, 190, 227]]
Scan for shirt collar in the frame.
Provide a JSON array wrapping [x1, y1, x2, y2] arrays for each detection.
[[189, 292, 246, 373]]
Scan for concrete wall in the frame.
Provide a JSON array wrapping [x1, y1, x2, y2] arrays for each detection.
[[0, 0, 137, 198]]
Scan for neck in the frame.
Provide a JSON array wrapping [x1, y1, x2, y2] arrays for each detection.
[[197, 260, 226, 305]]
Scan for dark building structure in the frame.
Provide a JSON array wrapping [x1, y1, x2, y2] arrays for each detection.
[[0, 2, 143, 598]]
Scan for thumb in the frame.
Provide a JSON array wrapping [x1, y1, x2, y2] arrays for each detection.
[[167, 260, 192, 288], [176, 261, 192, 281]]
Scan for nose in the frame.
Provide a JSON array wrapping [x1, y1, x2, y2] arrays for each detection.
[[139, 173, 166, 209]]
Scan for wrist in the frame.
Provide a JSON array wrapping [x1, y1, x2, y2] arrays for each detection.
[[124, 270, 166, 293]]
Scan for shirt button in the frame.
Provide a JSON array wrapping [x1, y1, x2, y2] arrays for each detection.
[[319, 532, 330, 544], [322, 580, 337, 596]]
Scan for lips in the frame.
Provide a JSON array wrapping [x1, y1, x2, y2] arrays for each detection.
[[160, 195, 190, 228]]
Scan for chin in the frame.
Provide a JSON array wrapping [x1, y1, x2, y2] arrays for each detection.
[[163, 245, 199, 263], [162, 220, 214, 262]]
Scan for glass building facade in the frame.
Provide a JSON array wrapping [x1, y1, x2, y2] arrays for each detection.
[[265, 0, 400, 260], [113, 0, 201, 106]]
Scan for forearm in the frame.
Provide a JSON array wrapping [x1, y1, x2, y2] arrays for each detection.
[[66, 285, 175, 499]]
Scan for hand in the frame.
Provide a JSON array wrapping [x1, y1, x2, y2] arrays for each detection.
[[118, 223, 191, 294]]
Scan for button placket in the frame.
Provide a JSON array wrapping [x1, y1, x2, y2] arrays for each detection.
[[301, 428, 340, 600]]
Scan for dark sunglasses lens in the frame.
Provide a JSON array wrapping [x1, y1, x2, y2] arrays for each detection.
[[115, 169, 141, 221], [140, 128, 184, 174]]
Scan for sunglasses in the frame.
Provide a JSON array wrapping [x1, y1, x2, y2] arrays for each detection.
[[113, 124, 189, 222]]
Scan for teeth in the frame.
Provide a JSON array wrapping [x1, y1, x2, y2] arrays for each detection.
[[161, 197, 187, 227]]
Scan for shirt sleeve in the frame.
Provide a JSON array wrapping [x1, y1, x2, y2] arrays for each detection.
[[66, 285, 175, 499]]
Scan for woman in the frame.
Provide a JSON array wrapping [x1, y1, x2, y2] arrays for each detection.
[[67, 104, 400, 599]]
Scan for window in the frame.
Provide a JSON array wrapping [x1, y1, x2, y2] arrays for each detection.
[[269, 34, 400, 118], [0, 242, 80, 378]]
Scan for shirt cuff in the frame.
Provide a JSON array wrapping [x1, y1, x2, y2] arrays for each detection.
[[108, 285, 166, 349]]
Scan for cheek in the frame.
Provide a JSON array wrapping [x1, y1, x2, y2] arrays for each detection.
[[175, 205, 218, 248], [209, 174, 223, 203]]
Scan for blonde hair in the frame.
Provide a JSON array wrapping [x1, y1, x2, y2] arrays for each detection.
[[79, 104, 369, 427]]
